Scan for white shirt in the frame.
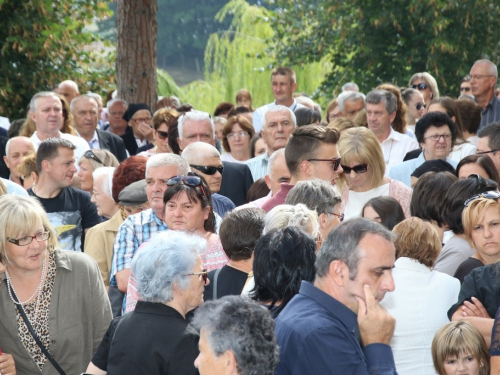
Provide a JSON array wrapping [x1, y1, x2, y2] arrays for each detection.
[[0, 116, 10, 130], [448, 142, 476, 163], [345, 183, 390, 221], [252, 99, 306, 133], [381, 128, 419, 175], [221, 152, 246, 164], [77, 130, 100, 150]]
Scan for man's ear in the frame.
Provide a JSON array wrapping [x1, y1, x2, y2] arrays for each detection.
[[40, 159, 51, 173], [222, 350, 237, 373], [299, 159, 311, 177], [318, 212, 329, 229], [177, 137, 183, 151], [264, 175, 272, 190], [328, 260, 348, 286], [3, 155, 10, 169]]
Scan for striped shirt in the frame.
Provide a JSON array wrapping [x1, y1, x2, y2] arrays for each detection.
[[245, 152, 271, 181], [479, 95, 500, 130]]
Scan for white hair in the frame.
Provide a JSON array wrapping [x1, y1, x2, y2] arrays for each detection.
[[92, 167, 116, 196], [70, 94, 98, 114], [107, 98, 128, 110], [295, 96, 315, 109], [263, 203, 319, 238], [342, 82, 359, 92], [145, 153, 190, 176], [5, 136, 34, 158], [86, 92, 103, 105], [178, 110, 215, 140], [181, 142, 221, 164], [337, 91, 366, 112], [473, 59, 498, 79], [262, 105, 297, 129], [30, 91, 60, 112], [267, 148, 286, 179]]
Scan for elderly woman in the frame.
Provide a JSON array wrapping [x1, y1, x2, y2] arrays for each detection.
[[221, 115, 255, 163], [87, 231, 205, 375], [0, 195, 111, 374], [456, 154, 500, 184], [192, 296, 279, 375], [381, 217, 460, 375], [121, 103, 155, 156], [338, 126, 412, 220], [77, 149, 119, 194], [401, 88, 426, 133], [204, 208, 265, 301], [409, 72, 440, 105], [389, 112, 459, 187], [137, 108, 177, 156]]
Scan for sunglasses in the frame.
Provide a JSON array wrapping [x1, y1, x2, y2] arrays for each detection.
[[189, 164, 224, 176], [184, 269, 209, 284], [329, 212, 344, 222], [464, 191, 500, 207], [460, 87, 471, 92], [341, 164, 368, 174], [307, 157, 342, 171], [166, 175, 207, 197], [156, 130, 168, 140], [416, 103, 426, 110], [411, 83, 428, 91], [84, 150, 104, 165]]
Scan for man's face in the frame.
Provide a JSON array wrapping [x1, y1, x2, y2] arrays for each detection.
[[307, 143, 343, 185], [178, 120, 214, 151], [470, 62, 497, 98], [73, 98, 98, 139], [460, 81, 472, 96], [342, 233, 396, 314], [145, 165, 180, 218], [477, 136, 500, 172], [271, 74, 296, 104], [265, 152, 291, 195], [261, 110, 295, 154], [366, 102, 395, 138], [58, 84, 78, 103], [4, 138, 35, 181], [194, 328, 228, 375], [30, 96, 63, 136], [343, 99, 365, 119], [190, 155, 223, 193], [108, 102, 128, 131], [44, 147, 77, 188]]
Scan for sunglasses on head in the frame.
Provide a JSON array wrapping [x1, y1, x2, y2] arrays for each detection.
[[464, 190, 500, 207], [190, 164, 224, 176], [156, 130, 168, 140], [166, 175, 208, 197], [341, 164, 368, 174], [416, 103, 426, 110], [411, 83, 428, 91], [84, 150, 104, 165]]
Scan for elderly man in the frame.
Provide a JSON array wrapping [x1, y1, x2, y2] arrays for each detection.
[[365, 90, 418, 174], [103, 99, 129, 136], [192, 296, 280, 375], [252, 67, 306, 133], [337, 91, 366, 119], [470, 59, 500, 129], [275, 218, 397, 375], [245, 105, 296, 181], [71, 95, 127, 161], [181, 142, 235, 217], [58, 79, 80, 103], [3, 136, 35, 185]]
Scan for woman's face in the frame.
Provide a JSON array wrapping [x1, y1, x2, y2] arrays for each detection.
[[164, 191, 210, 232], [470, 206, 500, 261], [411, 78, 433, 104], [363, 205, 382, 223], [442, 353, 482, 375], [227, 123, 251, 154], [77, 158, 94, 192], [407, 92, 426, 123], [458, 163, 489, 180], [155, 123, 171, 153], [214, 122, 224, 140], [328, 106, 341, 122], [5, 224, 48, 273], [343, 159, 373, 192], [254, 138, 267, 157], [420, 125, 452, 160], [183, 256, 209, 311]]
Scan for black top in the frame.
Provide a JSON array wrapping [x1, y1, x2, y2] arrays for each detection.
[[453, 257, 484, 284], [219, 161, 254, 207], [93, 301, 199, 375], [448, 263, 500, 320], [204, 265, 249, 301], [97, 129, 128, 162]]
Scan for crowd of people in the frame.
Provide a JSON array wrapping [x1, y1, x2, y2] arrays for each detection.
[[1, 59, 500, 374]]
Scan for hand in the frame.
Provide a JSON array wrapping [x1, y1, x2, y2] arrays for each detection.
[[138, 123, 155, 143], [0, 353, 17, 375], [356, 284, 395, 346], [460, 297, 490, 318]]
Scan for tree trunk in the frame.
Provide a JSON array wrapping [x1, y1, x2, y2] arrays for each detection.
[[116, 0, 158, 112]]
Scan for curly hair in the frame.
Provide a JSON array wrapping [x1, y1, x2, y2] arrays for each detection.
[[112, 156, 148, 203]]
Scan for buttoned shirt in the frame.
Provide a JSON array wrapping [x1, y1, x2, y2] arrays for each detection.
[[244, 151, 270, 181], [478, 95, 500, 130], [77, 130, 101, 150], [381, 128, 419, 175], [252, 99, 306, 133], [275, 281, 397, 375]]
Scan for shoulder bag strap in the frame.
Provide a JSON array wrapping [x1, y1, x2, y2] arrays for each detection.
[[213, 267, 222, 300]]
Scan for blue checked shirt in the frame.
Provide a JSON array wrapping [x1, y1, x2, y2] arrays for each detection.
[[244, 152, 270, 182], [109, 209, 168, 286]]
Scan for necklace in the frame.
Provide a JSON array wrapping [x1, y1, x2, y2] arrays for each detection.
[[384, 139, 394, 165], [6, 257, 47, 305]]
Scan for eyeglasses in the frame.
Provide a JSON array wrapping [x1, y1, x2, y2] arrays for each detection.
[[460, 87, 471, 92], [464, 191, 500, 207], [416, 103, 426, 110], [84, 150, 104, 165], [227, 131, 249, 138], [476, 149, 500, 155], [166, 175, 208, 197], [8, 231, 51, 246], [329, 212, 344, 222], [411, 83, 428, 90], [307, 157, 342, 171], [156, 130, 168, 140], [184, 269, 209, 284], [340, 164, 368, 174], [189, 164, 224, 176], [424, 133, 452, 141], [470, 74, 494, 81], [131, 117, 152, 124]]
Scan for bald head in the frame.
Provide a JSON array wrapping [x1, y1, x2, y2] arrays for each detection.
[[4, 136, 35, 184], [58, 80, 79, 103], [181, 141, 221, 165], [181, 142, 223, 193]]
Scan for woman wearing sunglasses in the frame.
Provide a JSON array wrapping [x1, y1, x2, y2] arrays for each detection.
[[220, 115, 255, 163], [77, 149, 119, 194], [408, 72, 440, 105], [337, 127, 412, 221], [87, 231, 205, 375], [402, 88, 426, 133], [137, 108, 176, 157]]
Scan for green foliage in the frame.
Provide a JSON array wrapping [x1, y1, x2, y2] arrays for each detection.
[[271, 0, 500, 97], [0, 0, 115, 118], [157, 68, 183, 98]]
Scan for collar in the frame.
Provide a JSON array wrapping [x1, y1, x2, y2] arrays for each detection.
[[394, 257, 430, 272], [274, 98, 298, 111], [134, 301, 186, 320], [76, 130, 99, 144], [104, 210, 125, 232], [31, 130, 62, 145], [382, 127, 403, 143], [53, 248, 73, 272], [132, 208, 166, 227]]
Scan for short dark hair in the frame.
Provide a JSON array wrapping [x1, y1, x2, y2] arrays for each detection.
[[411, 171, 457, 227], [455, 154, 500, 185], [245, 178, 270, 203], [285, 125, 340, 176], [294, 107, 321, 127], [415, 112, 458, 145], [271, 67, 296, 84], [477, 121, 500, 150], [36, 138, 75, 172], [441, 176, 498, 234], [362, 196, 405, 231], [227, 105, 252, 118], [214, 102, 234, 117], [219, 208, 265, 261], [455, 99, 481, 135], [250, 133, 263, 158], [250, 226, 316, 318]]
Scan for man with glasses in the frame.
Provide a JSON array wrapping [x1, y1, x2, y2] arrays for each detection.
[[71, 95, 127, 161], [470, 59, 500, 129], [459, 76, 473, 98], [477, 122, 500, 175]]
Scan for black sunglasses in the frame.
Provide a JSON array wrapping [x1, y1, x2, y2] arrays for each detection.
[[416, 103, 426, 110], [464, 190, 500, 207], [156, 130, 168, 140], [411, 83, 428, 91], [341, 164, 368, 174], [84, 150, 104, 165], [190, 164, 224, 176], [166, 175, 207, 197], [307, 157, 342, 171]]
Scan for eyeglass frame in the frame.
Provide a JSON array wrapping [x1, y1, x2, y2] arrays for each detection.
[[470, 74, 495, 81], [340, 164, 368, 174], [84, 150, 104, 165], [189, 164, 224, 176], [328, 212, 344, 222], [416, 103, 426, 110], [131, 117, 152, 124], [464, 190, 500, 207], [226, 131, 249, 139], [183, 269, 209, 284], [476, 149, 500, 155], [411, 83, 428, 91], [156, 130, 169, 140], [307, 157, 342, 171], [423, 133, 452, 142], [7, 230, 51, 246]]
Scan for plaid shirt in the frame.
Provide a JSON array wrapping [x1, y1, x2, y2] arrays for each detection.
[[109, 209, 167, 286], [245, 152, 270, 181]]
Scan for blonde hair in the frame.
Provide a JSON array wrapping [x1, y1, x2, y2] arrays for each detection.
[[18, 154, 38, 178], [77, 149, 119, 171], [264, 204, 319, 239], [462, 197, 500, 248]]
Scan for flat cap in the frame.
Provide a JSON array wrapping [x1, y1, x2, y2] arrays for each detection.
[[118, 179, 148, 206]]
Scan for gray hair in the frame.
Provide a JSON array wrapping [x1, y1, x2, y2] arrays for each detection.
[[178, 110, 215, 141], [315, 217, 395, 279], [213, 116, 227, 127], [313, 102, 322, 114], [267, 148, 286, 179], [342, 82, 359, 92], [472, 59, 498, 79], [365, 89, 397, 114], [106, 98, 128, 110], [295, 96, 315, 109], [131, 231, 207, 303], [86, 92, 103, 105], [181, 142, 221, 164], [5, 136, 34, 159], [92, 167, 116, 196], [30, 91, 60, 112], [337, 91, 366, 112], [145, 153, 190, 176], [191, 296, 280, 375], [262, 105, 297, 130], [264, 203, 319, 238], [70, 94, 98, 114], [285, 179, 341, 216]]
